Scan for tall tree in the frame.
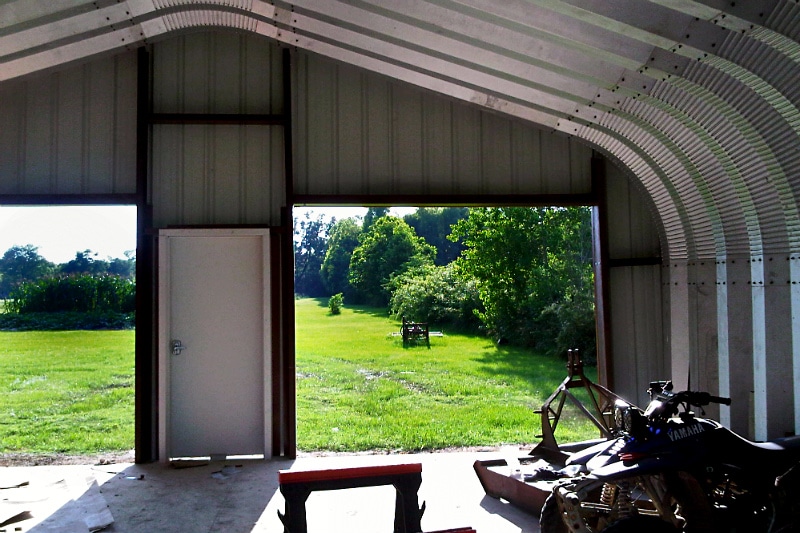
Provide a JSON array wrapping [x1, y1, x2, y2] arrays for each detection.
[[0, 245, 55, 297], [107, 250, 136, 279], [362, 207, 389, 232], [293, 213, 332, 297], [349, 216, 435, 306], [320, 218, 362, 299], [449, 207, 594, 353], [60, 250, 108, 276], [403, 207, 468, 265]]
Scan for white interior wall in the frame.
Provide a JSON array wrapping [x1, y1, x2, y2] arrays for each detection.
[[292, 52, 594, 197], [0, 53, 137, 195]]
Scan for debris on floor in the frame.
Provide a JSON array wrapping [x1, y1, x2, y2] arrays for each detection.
[[169, 459, 209, 469], [211, 464, 243, 479], [0, 468, 114, 532]]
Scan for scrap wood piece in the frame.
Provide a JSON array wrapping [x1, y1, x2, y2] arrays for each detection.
[[0, 480, 29, 490], [0, 509, 33, 527], [79, 480, 114, 532], [170, 459, 210, 469], [1, 471, 114, 533]]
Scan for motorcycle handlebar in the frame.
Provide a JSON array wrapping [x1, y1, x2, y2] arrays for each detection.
[[681, 391, 732, 407], [706, 394, 732, 406]]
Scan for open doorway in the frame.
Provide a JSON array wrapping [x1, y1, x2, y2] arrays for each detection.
[[292, 206, 599, 454], [0, 205, 137, 465]]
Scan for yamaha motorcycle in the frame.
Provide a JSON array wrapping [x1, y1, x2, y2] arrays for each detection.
[[539, 381, 800, 532]]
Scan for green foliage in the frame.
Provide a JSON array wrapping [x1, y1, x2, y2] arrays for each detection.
[[6, 275, 136, 314], [450, 207, 595, 356], [362, 207, 389, 232], [403, 207, 469, 265], [294, 214, 333, 297], [60, 250, 108, 276], [540, 290, 597, 364], [0, 330, 134, 455], [349, 216, 436, 306], [328, 292, 344, 315], [106, 252, 136, 279], [295, 298, 599, 452], [320, 218, 362, 299], [0, 311, 135, 331], [389, 263, 482, 329], [0, 245, 55, 298]]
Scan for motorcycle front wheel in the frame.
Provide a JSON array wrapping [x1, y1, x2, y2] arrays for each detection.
[[539, 492, 568, 533]]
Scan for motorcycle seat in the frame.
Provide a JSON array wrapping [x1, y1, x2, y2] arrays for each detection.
[[769, 434, 800, 451], [727, 433, 800, 472]]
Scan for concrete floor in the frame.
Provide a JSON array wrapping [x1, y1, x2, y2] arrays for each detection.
[[0, 449, 541, 532]]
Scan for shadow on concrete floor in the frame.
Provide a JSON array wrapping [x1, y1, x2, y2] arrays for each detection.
[[1, 450, 541, 532]]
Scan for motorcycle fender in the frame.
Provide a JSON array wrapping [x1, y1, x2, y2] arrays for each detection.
[[590, 456, 669, 480], [565, 439, 620, 467]]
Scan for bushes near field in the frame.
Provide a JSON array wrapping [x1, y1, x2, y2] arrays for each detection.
[[0, 275, 135, 331]]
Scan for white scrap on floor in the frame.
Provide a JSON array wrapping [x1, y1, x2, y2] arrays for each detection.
[[0, 467, 114, 532]]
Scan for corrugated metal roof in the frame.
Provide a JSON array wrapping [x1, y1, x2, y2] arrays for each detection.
[[1, 0, 799, 260]]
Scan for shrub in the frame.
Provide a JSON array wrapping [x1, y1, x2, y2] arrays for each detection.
[[5, 275, 136, 314], [0, 311, 135, 331], [389, 264, 483, 330], [328, 293, 344, 315], [537, 290, 596, 363]]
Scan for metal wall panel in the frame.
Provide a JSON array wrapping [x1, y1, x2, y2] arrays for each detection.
[[151, 124, 284, 227], [605, 162, 665, 404], [0, 52, 137, 195], [606, 163, 663, 261], [149, 33, 285, 227], [688, 261, 720, 414], [610, 265, 665, 406], [293, 52, 594, 197], [152, 32, 283, 115]]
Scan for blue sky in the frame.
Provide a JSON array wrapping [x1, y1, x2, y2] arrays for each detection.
[[0, 205, 416, 264]]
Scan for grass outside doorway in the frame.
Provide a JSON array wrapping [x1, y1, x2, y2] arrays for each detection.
[[296, 298, 599, 452], [0, 330, 135, 456], [0, 299, 600, 460]]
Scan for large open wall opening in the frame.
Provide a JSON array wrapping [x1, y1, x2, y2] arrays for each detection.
[[0, 205, 137, 465], [292, 205, 599, 455]]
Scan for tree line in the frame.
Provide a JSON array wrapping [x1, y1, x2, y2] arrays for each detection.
[[294, 207, 596, 359], [0, 245, 136, 329], [0, 244, 135, 298]]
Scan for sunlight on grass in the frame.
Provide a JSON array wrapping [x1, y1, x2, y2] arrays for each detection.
[[0, 330, 134, 454], [295, 298, 600, 452]]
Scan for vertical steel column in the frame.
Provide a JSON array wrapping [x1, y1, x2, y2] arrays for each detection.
[[280, 46, 297, 457], [591, 154, 613, 389], [135, 46, 157, 463]]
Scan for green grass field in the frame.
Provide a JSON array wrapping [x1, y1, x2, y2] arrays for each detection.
[[0, 300, 599, 457], [0, 330, 135, 455], [295, 298, 599, 452]]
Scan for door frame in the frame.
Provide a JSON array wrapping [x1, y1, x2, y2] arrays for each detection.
[[157, 227, 272, 461]]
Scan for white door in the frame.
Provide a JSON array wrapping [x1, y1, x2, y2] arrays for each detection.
[[158, 229, 271, 460]]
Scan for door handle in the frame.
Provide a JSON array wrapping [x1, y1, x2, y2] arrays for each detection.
[[171, 339, 187, 355]]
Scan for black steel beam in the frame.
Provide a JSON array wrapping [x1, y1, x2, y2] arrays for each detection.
[[292, 192, 598, 208], [135, 46, 157, 463], [149, 113, 285, 125]]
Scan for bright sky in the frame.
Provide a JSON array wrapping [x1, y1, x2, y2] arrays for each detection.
[[0, 205, 418, 264], [293, 206, 416, 223], [0, 205, 138, 264]]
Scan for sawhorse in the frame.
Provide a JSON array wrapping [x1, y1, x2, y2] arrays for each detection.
[[278, 463, 424, 533]]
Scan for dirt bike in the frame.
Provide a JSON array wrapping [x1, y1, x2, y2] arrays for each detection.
[[539, 381, 800, 532]]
